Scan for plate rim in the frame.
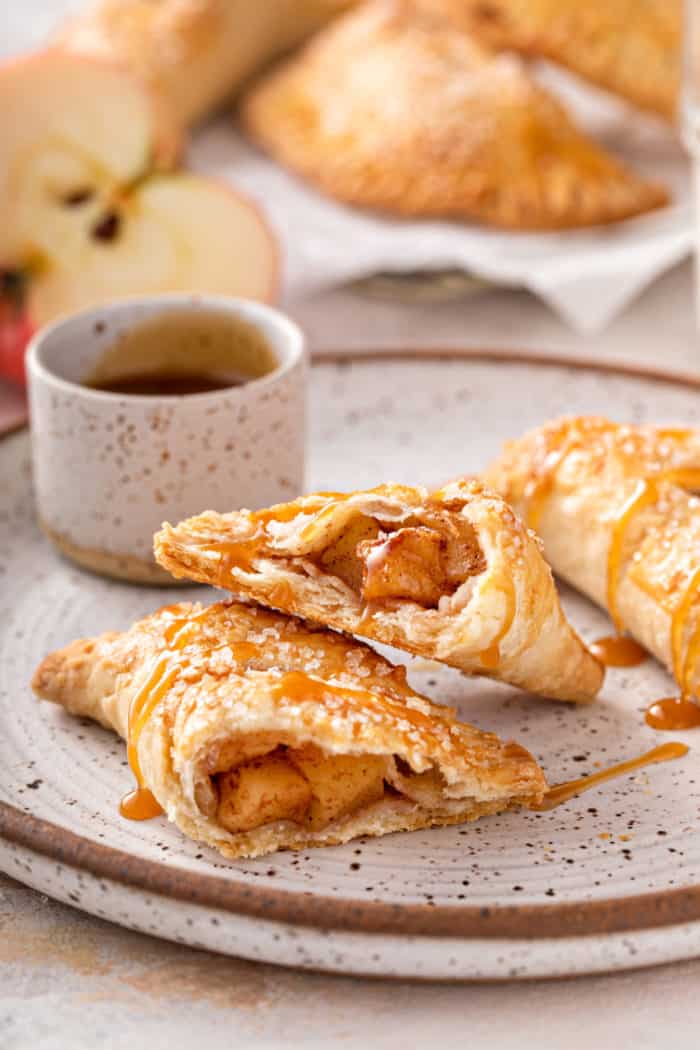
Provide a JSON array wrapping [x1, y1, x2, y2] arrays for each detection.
[[4, 346, 700, 943]]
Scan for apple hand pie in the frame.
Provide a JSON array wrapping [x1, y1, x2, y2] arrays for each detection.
[[420, 0, 680, 122], [32, 600, 546, 859], [484, 417, 700, 695], [239, 0, 668, 230], [154, 480, 603, 703]]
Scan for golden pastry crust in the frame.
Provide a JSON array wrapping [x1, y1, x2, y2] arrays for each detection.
[[32, 600, 546, 859], [240, 0, 668, 229], [421, 0, 680, 122], [484, 416, 700, 693], [58, 0, 357, 133], [154, 480, 603, 702]]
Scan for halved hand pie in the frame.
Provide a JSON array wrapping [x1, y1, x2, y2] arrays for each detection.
[[484, 417, 700, 700], [240, 0, 668, 229], [154, 480, 603, 702], [32, 600, 546, 859]]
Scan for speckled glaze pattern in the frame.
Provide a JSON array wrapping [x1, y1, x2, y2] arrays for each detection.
[[3, 354, 700, 979], [26, 296, 306, 575]]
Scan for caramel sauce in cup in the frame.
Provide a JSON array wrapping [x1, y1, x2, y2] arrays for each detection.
[[26, 296, 306, 584]]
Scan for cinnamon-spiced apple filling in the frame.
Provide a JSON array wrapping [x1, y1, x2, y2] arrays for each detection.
[[206, 740, 456, 835], [155, 482, 603, 704]]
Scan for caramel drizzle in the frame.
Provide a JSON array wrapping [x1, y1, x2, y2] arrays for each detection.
[[120, 613, 196, 821], [588, 635, 647, 668], [524, 444, 574, 532], [120, 608, 257, 821], [532, 742, 688, 811], [605, 477, 664, 634], [479, 573, 516, 670], [525, 445, 700, 685], [645, 565, 700, 729], [271, 671, 441, 741]]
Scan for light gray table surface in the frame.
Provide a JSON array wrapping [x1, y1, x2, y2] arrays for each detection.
[[4, 4, 700, 1048]]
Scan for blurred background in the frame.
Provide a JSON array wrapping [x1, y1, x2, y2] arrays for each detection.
[[0, 0, 696, 425]]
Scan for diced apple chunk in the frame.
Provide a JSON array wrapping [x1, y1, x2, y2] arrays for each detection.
[[359, 526, 447, 606], [216, 751, 312, 833], [287, 745, 386, 830], [319, 514, 381, 591]]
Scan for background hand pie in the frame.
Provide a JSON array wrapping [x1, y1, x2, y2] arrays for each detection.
[[420, 0, 680, 123], [240, 0, 668, 229], [57, 0, 357, 135], [154, 480, 603, 702], [484, 417, 700, 699], [32, 601, 546, 859]]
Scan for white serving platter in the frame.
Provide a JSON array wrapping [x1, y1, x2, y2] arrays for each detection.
[[3, 350, 700, 980]]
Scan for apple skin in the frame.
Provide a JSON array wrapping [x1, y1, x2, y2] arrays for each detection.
[[0, 298, 34, 387]]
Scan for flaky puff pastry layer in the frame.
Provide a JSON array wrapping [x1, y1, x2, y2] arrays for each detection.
[[154, 481, 602, 703], [32, 601, 546, 859], [420, 0, 680, 122], [239, 0, 668, 230], [484, 417, 700, 693]]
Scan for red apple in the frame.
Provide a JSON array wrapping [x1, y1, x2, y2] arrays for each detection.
[[0, 289, 34, 386]]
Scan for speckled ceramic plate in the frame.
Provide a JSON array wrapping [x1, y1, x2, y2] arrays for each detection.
[[4, 350, 700, 981]]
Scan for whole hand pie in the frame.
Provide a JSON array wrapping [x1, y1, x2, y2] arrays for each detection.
[[239, 0, 668, 229], [484, 417, 700, 699], [32, 600, 546, 859], [420, 0, 680, 122], [154, 480, 603, 702]]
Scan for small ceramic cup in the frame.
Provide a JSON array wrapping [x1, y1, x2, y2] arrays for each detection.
[[26, 295, 306, 584]]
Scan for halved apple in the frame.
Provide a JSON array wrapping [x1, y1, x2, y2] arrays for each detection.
[[0, 47, 178, 267], [0, 47, 278, 359], [27, 174, 278, 326]]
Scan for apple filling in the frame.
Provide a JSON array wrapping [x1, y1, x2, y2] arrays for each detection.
[[316, 510, 486, 609], [214, 744, 442, 835]]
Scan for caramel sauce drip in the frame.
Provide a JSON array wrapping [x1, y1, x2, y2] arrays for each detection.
[[522, 434, 700, 716], [119, 786, 164, 821], [479, 575, 516, 671], [208, 499, 342, 586], [595, 468, 700, 681], [119, 614, 195, 821], [532, 742, 688, 811], [120, 609, 258, 821], [605, 477, 662, 634], [524, 444, 575, 530], [271, 670, 437, 737], [645, 698, 700, 731], [356, 600, 383, 636], [210, 538, 261, 583], [589, 635, 647, 668]]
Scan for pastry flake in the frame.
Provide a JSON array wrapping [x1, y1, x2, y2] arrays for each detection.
[[239, 0, 668, 229], [154, 480, 603, 702], [420, 0, 680, 122], [32, 600, 546, 859], [484, 417, 700, 698]]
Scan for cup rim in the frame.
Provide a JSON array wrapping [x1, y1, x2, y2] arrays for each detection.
[[26, 294, 305, 404]]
